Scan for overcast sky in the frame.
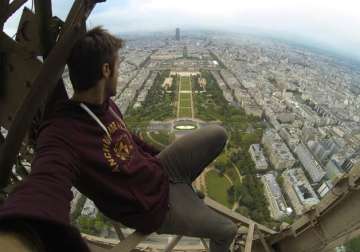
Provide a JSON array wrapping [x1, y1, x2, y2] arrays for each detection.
[[4, 0, 360, 60]]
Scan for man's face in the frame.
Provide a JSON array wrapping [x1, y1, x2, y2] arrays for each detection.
[[105, 55, 120, 97]]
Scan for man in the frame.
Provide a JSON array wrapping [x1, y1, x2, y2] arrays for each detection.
[[0, 27, 237, 252]]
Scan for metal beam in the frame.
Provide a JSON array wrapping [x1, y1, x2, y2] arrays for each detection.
[[269, 167, 360, 252], [109, 231, 147, 252], [200, 238, 209, 252], [0, 33, 42, 129], [0, 0, 9, 33], [111, 221, 125, 241], [255, 225, 273, 252], [0, 52, 4, 98], [164, 235, 183, 252], [0, 0, 27, 26], [0, 0, 100, 188], [34, 0, 53, 57], [204, 197, 276, 235], [245, 223, 255, 252]]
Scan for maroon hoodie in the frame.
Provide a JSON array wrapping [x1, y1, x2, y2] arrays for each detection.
[[0, 98, 169, 251]]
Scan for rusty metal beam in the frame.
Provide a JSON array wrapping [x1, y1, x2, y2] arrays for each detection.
[[245, 223, 255, 252], [0, 0, 102, 188], [255, 225, 273, 252], [204, 197, 276, 235], [86, 243, 108, 252], [0, 0, 9, 31], [163, 235, 183, 252], [0, 33, 42, 129], [0, 52, 5, 98], [34, 0, 53, 57], [0, 0, 27, 26], [200, 238, 209, 252], [0, 133, 4, 145], [111, 221, 125, 241], [109, 231, 147, 252], [269, 167, 360, 252]]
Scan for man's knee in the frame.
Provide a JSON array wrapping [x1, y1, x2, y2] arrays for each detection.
[[218, 221, 237, 241], [208, 125, 228, 146], [226, 222, 238, 240]]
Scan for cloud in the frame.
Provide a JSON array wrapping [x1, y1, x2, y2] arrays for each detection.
[[3, 0, 360, 59], [89, 0, 360, 59]]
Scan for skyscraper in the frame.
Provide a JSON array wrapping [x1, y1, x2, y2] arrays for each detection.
[[175, 28, 180, 41]]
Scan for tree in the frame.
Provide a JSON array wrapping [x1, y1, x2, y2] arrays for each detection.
[[227, 186, 235, 204], [214, 153, 229, 174]]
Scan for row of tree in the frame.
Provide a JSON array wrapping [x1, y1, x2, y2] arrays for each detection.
[[125, 70, 176, 130]]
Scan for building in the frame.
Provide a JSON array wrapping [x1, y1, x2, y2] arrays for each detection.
[[175, 28, 180, 41], [162, 77, 173, 90], [317, 180, 333, 198], [262, 129, 296, 170], [249, 144, 268, 170], [276, 112, 295, 123], [70, 188, 83, 214], [282, 168, 320, 216], [198, 78, 207, 90], [307, 138, 341, 165], [81, 198, 98, 217], [301, 127, 322, 143], [325, 159, 344, 181], [261, 173, 289, 220], [295, 144, 326, 183], [279, 127, 300, 150], [243, 101, 263, 117], [262, 129, 282, 149], [341, 156, 360, 172]]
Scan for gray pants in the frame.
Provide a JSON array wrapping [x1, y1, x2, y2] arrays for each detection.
[[156, 125, 237, 252]]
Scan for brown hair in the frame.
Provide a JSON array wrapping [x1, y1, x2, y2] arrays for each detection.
[[67, 26, 123, 91]]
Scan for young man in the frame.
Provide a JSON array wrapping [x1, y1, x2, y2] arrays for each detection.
[[0, 27, 237, 252]]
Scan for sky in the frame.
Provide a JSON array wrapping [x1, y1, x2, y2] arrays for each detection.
[[3, 0, 360, 60]]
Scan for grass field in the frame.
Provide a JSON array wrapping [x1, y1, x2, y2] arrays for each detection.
[[180, 77, 191, 91], [206, 170, 232, 208], [179, 93, 191, 107], [178, 107, 192, 117], [149, 131, 172, 146], [178, 76, 193, 118]]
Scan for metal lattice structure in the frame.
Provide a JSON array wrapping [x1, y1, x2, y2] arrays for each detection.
[[1, 1, 360, 252]]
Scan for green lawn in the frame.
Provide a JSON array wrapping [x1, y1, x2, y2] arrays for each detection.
[[142, 132, 166, 150], [225, 168, 241, 185], [179, 107, 192, 117], [149, 131, 171, 146], [180, 77, 192, 91], [206, 170, 232, 208], [179, 93, 192, 107]]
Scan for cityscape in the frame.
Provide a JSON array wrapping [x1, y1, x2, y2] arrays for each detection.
[[3, 0, 360, 251], [61, 28, 360, 249]]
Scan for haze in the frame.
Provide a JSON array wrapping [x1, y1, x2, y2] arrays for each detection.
[[4, 0, 360, 60]]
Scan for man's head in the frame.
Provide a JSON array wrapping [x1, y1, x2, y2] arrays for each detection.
[[67, 26, 123, 97]]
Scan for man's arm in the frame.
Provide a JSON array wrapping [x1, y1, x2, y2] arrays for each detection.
[[0, 128, 89, 252], [131, 132, 161, 156], [109, 99, 161, 156]]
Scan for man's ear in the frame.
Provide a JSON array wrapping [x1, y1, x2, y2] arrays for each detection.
[[102, 63, 111, 78]]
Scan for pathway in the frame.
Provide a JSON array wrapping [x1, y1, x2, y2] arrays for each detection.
[[231, 161, 243, 183], [146, 132, 166, 148]]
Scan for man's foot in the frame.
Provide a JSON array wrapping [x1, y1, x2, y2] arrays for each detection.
[[194, 189, 205, 199]]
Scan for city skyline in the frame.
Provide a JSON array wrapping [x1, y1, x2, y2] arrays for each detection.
[[3, 0, 360, 61]]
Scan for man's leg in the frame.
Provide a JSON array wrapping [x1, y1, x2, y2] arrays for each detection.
[[157, 183, 237, 252], [157, 125, 228, 184], [156, 125, 237, 251]]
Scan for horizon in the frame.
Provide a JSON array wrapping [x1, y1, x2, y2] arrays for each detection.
[[117, 28, 360, 66], [3, 0, 360, 62]]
